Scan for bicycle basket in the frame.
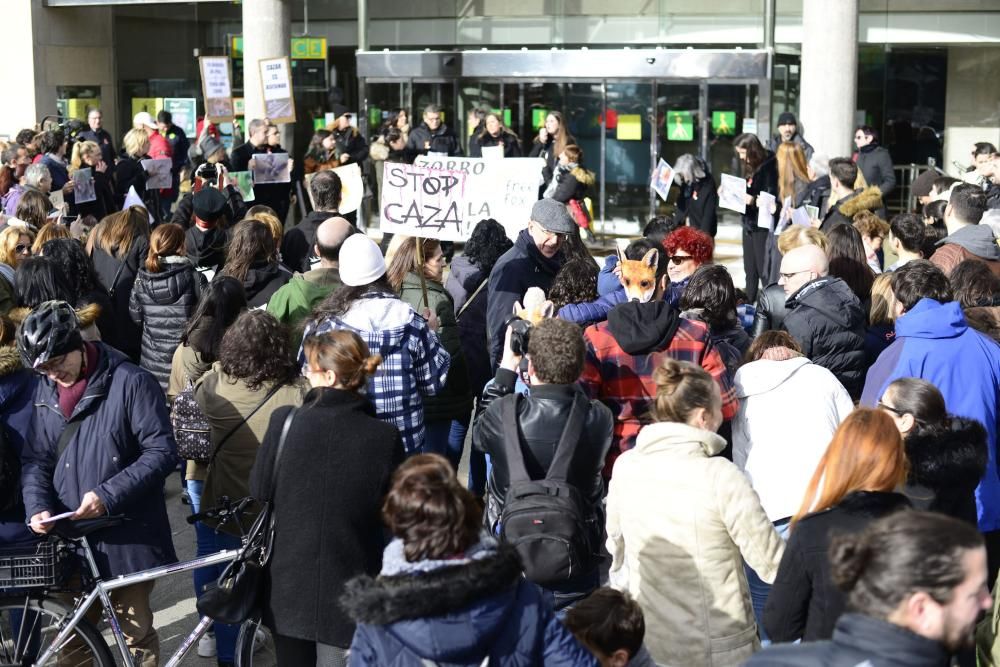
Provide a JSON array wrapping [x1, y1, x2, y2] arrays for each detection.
[[0, 540, 70, 590]]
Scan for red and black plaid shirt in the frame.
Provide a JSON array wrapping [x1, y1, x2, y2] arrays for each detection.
[[580, 317, 738, 476]]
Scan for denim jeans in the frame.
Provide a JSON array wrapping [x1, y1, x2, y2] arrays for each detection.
[[186, 480, 217, 603], [423, 415, 469, 470], [745, 518, 792, 645]]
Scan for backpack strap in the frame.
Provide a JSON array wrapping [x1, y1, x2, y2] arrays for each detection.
[[544, 390, 590, 483], [500, 393, 531, 484]]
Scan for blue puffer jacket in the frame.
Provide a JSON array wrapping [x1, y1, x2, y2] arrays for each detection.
[[21, 342, 178, 578], [0, 347, 38, 546], [559, 277, 689, 327], [861, 298, 1000, 531], [342, 545, 597, 666]]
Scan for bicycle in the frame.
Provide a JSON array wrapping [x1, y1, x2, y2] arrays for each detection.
[[0, 496, 268, 667]]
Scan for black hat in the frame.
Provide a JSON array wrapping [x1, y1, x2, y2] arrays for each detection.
[[192, 187, 227, 223], [330, 104, 350, 120], [777, 111, 797, 127]]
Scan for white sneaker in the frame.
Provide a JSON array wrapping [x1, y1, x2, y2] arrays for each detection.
[[197, 633, 217, 658]]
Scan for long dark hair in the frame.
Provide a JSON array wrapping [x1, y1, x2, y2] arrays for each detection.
[[40, 238, 107, 306], [311, 275, 395, 322], [182, 276, 247, 362], [15, 256, 74, 307], [826, 224, 875, 303], [734, 133, 769, 175], [221, 220, 275, 282], [462, 219, 511, 275]]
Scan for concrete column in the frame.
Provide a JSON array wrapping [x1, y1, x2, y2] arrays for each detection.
[[0, 0, 42, 134], [799, 0, 858, 159], [242, 0, 291, 138]]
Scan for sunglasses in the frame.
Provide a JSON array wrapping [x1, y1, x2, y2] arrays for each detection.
[[668, 255, 693, 266], [15, 244, 29, 254]]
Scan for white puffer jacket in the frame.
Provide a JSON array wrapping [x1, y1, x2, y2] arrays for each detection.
[[607, 422, 784, 667], [733, 357, 854, 522]]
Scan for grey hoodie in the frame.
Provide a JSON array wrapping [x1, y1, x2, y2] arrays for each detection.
[[938, 224, 1000, 261]]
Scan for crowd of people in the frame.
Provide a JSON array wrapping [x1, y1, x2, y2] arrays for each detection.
[[0, 103, 1000, 667]]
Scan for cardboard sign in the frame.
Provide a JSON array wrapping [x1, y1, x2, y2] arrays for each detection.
[[650, 159, 674, 202], [200, 56, 234, 122], [259, 56, 296, 124], [413, 156, 545, 240], [72, 168, 96, 204], [141, 159, 172, 190], [380, 163, 469, 241], [252, 153, 290, 184], [333, 163, 364, 214]]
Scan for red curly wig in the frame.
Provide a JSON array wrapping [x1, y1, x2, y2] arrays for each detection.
[[663, 226, 714, 265]]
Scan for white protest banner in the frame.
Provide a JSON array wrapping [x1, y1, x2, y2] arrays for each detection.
[[259, 56, 296, 124], [380, 163, 469, 241], [480, 145, 504, 161], [719, 173, 747, 214], [333, 163, 363, 214], [413, 156, 544, 240], [200, 56, 234, 122], [757, 191, 776, 229], [650, 158, 674, 202]]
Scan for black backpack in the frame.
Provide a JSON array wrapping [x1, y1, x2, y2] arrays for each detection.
[[498, 391, 595, 586]]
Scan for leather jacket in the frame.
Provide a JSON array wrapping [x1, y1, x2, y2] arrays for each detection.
[[752, 283, 789, 338], [472, 368, 613, 530]]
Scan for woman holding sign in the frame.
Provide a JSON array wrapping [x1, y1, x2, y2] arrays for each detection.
[[387, 236, 472, 468], [732, 133, 779, 303], [469, 112, 522, 158], [68, 140, 115, 221]]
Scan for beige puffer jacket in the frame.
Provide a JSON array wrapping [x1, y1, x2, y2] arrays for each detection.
[[607, 421, 785, 667]]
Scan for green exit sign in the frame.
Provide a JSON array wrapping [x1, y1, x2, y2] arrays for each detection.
[[230, 36, 327, 60]]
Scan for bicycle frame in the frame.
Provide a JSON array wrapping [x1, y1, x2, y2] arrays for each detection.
[[32, 537, 241, 667]]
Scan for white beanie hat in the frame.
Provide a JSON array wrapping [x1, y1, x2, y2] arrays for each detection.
[[339, 234, 387, 287]]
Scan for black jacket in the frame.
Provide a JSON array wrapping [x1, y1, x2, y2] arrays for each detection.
[[280, 210, 338, 273], [752, 283, 789, 337], [797, 175, 831, 216], [486, 229, 564, 367], [783, 277, 867, 399], [250, 389, 404, 647], [405, 122, 461, 161], [743, 153, 780, 232], [113, 156, 147, 211], [227, 261, 292, 309], [171, 185, 246, 229], [128, 258, 206, 392], [472, 373, 613, 531], [185, 225, 229, 272], [68, 169, 115, 221], [855, 144, 896, 199], [445, 255, 491, 396], [91, 237, 150, 362], [549, 165, 595, 204], [230, 143, 291, 222], [763, 491, 911, 643], [903, 417, 988, 526], [820, 186, 885, 235], [469, 131, 522, 158], [333, 127, 370, 166], [748, 613, 951, 667], [674, 172, 719, 237]]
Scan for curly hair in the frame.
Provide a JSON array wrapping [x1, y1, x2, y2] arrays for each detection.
[[462, 219, 511, 275], [663, 226, 714, 265], [218, 310, 300, 391], [548, 258, 598, 311], [527, 317, 585, 384], [40, 238, 105, 306]]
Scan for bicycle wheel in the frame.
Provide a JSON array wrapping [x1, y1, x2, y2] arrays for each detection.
[[0, 595, 115, 667], [234, 616, 276, 667]]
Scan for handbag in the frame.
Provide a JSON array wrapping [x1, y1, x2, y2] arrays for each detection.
[[170, 380, 212, 462], [197, 406, 298, 624]]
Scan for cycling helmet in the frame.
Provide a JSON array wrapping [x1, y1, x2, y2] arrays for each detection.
[[17, 300, 83, 369]]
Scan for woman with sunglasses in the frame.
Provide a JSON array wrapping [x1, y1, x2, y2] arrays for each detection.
[[763, 409, 909, 643], [0, 226, 34, 269], [879, 377, 987, 525], [662, 226, 713, 309]]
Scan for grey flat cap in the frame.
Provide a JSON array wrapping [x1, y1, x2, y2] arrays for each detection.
[[531, 198, 576, 235]]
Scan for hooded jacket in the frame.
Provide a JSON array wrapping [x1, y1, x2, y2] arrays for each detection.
[[548, 164, 595, 204], [855, 143, 896, 200], [930, 224, 1000, 277], [782, 277, 867, 399], [580, 301, 738, 474], [0, 346, 38, 545], [746, 613, 951, 667], [185, 224, 229, 272], [820, 186, 884, 234], [230, 261, 292, 309], [763, 491, 911, 643], [21, 342, 178, 578], [128, 256, 206, 392], [861, 298, 1000, 531], [733, 357, 854, 522], [486, 229, 564, 367], [607, 421, 785, 666], [266, 267, 343, 331], [903, 417, 987, 526], [445, 254, 491, 395], [341, 544, 596, 666], [281, 210, 338, 274], [91, 236, 150, 361]]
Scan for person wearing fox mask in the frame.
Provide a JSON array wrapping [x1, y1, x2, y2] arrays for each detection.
[[579, 242, 738, 476]]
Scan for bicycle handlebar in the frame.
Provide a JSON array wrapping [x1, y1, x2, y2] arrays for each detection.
[[187, 496, 255, 526]]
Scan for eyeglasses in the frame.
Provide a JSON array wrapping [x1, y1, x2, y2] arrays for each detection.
[[877, 401, 905, 417], [779, 269, 810, 280], [15, 244, 29, 254], [668, 255, 693, 266]]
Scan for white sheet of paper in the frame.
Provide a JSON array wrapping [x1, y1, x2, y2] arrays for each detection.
[[757, 191, 776, 229], [650, 158, 674, 202], [39, 511, 76, 525], [73, 168, 96, 204], [480, 145, 505, 161], [791, 206, 812, 227], [719, 174, 747, 214], [49, 189, 65, 210]]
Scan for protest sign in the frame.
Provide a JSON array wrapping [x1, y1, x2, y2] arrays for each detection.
[[480, 145, 504, 161], [719, 173, 747, 214], [141, 159, 172, 190], [757, 191, 776, 229], [380, 163, 469, 241], [333, 163, 363, 214], [73, 168, 96, 204], [650, 159, 674, 202], [200, 56, 234, 122], [413, 156, 544, 240], [252, 153, 290, 184], [259, 56, 295, 124], [230, 171, 255, 202]]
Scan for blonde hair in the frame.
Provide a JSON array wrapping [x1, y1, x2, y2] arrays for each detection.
[[853, 210, 890, 240], [123, 129, 150, 159], [69, 140, 101, 172], [869, 272, 897, 327], [245, 205, 283, 250], [32, 221, 71, 255], [89, 206, 150, 258], [0, 226, 34, 266], [776, 142, 810, 203], [777, 226, 829, 256]]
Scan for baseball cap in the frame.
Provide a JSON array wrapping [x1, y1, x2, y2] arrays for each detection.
[[339, 234, 386, 287], [133, 112, 157, 130], [530, 198, 576, 235]]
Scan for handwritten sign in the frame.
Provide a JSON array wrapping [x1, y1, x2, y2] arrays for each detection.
[[380, 163, 469, 241], [412, 156, 544, 240], [200, 56, 234, 122], [258, 56, 295, 124]]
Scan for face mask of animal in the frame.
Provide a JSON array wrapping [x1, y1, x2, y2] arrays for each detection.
[[618, 247, 659, 303]]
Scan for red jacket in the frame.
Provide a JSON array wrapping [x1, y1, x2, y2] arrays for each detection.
[[147, 131, 172, 161], [580, 309, 738, 476]]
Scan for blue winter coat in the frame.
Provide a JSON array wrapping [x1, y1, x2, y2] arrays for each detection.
[[0, 347, 38, 546], [21, 343, 178, 577], [861, 299, 1000, 531], [342, 546, 597, 666], [559, 277, 689, 327]]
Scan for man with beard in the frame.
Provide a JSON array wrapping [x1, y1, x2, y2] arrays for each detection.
[[746, 510, 991, 666]]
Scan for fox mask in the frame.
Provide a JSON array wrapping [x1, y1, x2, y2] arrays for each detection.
[[618, 248, 660, 303], [513, 286, 554, 323]]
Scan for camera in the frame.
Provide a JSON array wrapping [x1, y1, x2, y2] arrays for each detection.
[[505, 316, 532, 356]]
